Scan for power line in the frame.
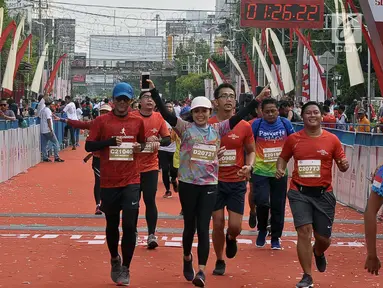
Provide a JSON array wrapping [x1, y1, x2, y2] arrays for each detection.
[[49, 6, 224, 22], [44, 0, 216, 12]]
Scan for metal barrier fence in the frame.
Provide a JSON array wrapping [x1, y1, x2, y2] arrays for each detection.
[[0, 116, 68, 183], [290, 124, 383, 212]]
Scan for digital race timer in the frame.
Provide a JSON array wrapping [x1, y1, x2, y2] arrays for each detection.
[[240, 0, 324, 29]]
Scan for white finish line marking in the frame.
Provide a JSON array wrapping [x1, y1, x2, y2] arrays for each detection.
[[0, 233, 365, 248]]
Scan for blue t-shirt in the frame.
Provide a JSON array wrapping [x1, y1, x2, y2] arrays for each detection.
[[252, 117, 294, 177], [372, 165, 383, 197]]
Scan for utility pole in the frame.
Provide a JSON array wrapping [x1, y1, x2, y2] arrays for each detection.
[[295, 29, 304, 102], [155, 14, 160, 36], [39, 0, 43, 94]]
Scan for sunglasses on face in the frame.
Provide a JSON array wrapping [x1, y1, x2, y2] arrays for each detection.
[[115, 97, 130, 102], [0, 104, 6, 107]]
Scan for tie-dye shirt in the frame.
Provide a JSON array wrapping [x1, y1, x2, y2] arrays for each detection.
[[372, 165, 383, 197], [174, 118, 231, 185], [252, 117, 294, 177]]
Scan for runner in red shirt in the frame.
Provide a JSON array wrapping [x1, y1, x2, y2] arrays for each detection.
[[276, 101, 349, 288], [208, 83, 255, 276], [85, 82, 148, 286], [132, 91, 171, 249], [56, 104, 112, 215]]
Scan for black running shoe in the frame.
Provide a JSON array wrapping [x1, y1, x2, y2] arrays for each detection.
[[225, 233, 237, 259], [313, 246, 327, 272], [183, 254, 195, 281], [296, 273, 314, 288], [249, 211, 257, 229], [110, 255, 122, 283], [212, 260, 226, 276], [192, 270, 206, 287]]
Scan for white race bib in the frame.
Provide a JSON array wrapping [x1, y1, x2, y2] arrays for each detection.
[[263, 147, 282, 163], [298, 160, 321, 178], [141, 143, 155, 153], [109, 143, 134, 161], [219, 149, 237, 167], [191, 144, 216, 162]]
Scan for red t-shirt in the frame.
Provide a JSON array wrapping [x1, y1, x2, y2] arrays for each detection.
[[87, 112, 145, 188], [279, 129, 345, 191], [209, 116, 255, 182], [322, 114, 336, 129], [132, 111, 170, 173]]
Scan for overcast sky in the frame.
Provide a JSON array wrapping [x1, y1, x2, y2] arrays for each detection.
[[41, 0, 217, 55]]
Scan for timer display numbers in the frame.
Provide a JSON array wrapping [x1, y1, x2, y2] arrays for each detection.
[[240, 0, 324, 29]]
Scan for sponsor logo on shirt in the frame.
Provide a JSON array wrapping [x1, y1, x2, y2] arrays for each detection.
[[151, 128, 159, 134], [120, 128, 126, 136], [317, 149, 329, 156], [228, 133, 239, 140]]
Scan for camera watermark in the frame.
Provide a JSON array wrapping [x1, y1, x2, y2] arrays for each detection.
[[332, 13, 363, 52]]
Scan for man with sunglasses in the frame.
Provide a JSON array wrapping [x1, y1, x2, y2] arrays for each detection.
[[0, 99, 16, 121], [85, 82, 147, 286], [132, 91, 170, 250], [208, 83, 256, 276]]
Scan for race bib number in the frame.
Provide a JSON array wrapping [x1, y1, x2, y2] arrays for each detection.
[[191, 144, 216, 162], [263, 147, 282, 163], [219, 150, 237, 167], [298, 160, 321, 178], [109, 143, 134, 161], [141, 143, 154, 153]]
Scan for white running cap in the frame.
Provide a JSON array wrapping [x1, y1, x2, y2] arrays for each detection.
[[190, 96, 212, 110]]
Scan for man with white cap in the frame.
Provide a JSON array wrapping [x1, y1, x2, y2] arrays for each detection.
[[56, 104, 113, 215]]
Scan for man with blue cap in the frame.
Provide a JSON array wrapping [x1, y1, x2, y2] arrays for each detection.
[[85, 82, 147, 286]]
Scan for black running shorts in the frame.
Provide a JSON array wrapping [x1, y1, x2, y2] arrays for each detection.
[[288, 189, 336, 238], [214, 181, 247, 215], [100, 184, 140, 215]]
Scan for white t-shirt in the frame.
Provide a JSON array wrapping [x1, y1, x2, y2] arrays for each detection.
[[174, 105, 181, 117], [40, 107, 53, 134], [63, 102, 78, 120], [76, 108, 83, 120], [159, 122, 176, 153]]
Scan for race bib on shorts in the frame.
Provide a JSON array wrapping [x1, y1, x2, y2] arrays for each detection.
[[219, 149, 236, 167], [191, 144, 216, 162], [298, 160, 321, 178], [109, 143, 134, 161], [263, 147, 282, 163]]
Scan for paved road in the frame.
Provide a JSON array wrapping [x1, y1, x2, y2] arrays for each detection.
[[0, 144, 382, 287]]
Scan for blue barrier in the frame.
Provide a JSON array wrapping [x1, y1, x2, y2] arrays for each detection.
[[0, 116, 67, 148], [292, 123, 383, 147]]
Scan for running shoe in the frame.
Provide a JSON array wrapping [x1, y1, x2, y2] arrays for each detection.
[[110, 255, 122, 283], [313, 246, 327, 272], [95, 204, 102, 215], [256, 230, 267, 248], [116, 266, 130, 286], [192, 270, 206, 287], [54, 158, 64, 162], [271, 238, 282, 250], [296, 273, 314, 288], [147, 234, 158, 250], [43, 159, 52, 162], [225, 233, 237, 259], [172, 180, 179, 193], [163, 191, 172, 198], [183, 254, 195, 281], [212, 260, 226, 276], [249, 211, 257, 229]]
